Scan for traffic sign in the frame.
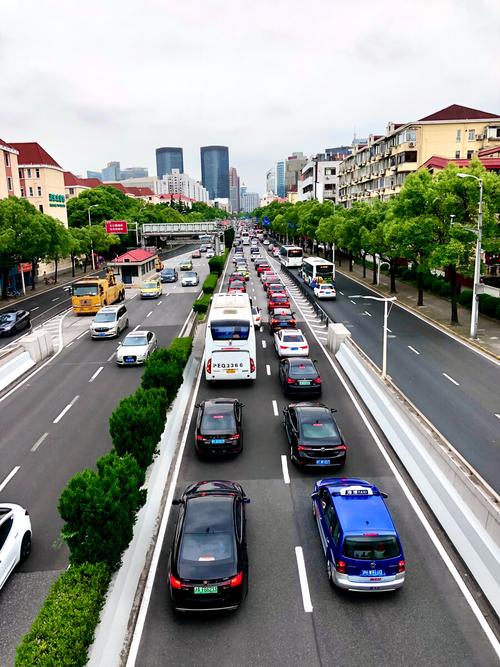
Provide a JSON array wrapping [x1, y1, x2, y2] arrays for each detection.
[[263, 216, 270, 226], [105, 220, 128, 234]]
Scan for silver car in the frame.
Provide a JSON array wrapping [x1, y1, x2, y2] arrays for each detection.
[[116, 330, 158, 365], [90, 305, 128, 339], [181, 271, 199, 287]]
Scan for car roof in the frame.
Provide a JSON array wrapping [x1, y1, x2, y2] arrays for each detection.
[[125, 329, 150, 337], [184, 495, 234, 533], [288, 357, 315, 367], [97, 305, 121, 313]]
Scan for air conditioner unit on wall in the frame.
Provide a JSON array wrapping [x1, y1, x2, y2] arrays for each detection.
[[408, 142, 415, 148]]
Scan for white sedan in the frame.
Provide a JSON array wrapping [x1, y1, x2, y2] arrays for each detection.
[[274, 329, 309, 357], [314, 283, 337, 300], [116, 330, 158, 365], [263, 239, 270, 246], [252, 306, 262, 329], [0, 503, 32, 591]]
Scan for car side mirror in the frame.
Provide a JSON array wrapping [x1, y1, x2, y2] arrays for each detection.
[[330, 408, 337, 413], [243, 497, 251, 504], [310, 491, 319, 499], [172, 499, 183, 506], [380, 491, 388, 499]]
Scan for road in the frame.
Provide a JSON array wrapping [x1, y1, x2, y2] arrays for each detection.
[[0, 247, 207, 665], [133, 245, 499, 667], [286, 266, 500, 492]]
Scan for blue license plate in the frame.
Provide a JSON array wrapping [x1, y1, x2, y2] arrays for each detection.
[[98, 333, 107, 337], [291, 347, 298, 351], [361, 569, 385, 577], [211, 438, 225, 444], [124, 357, 135, 363], [316, 459, 330, 465]]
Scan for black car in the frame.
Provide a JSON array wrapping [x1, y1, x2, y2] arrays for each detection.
[[282, 402, 347, 468], [269, 308, 296, 334], [0, 310, 30, 337], [160, 268, 178, 283], [169, 480, 250, 612], [279, 358, 322, 397], [195, 398, 243, 456]]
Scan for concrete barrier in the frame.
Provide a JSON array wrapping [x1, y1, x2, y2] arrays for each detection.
[[0, 348, 36, 392], [21, 330, 54, 362], [336, 340, 500, 617]]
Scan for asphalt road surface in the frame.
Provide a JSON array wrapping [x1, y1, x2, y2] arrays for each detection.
[[0, 246, 206, 665], [133, 246, 498, 667]]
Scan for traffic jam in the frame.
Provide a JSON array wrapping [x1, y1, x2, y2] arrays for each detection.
[[168, 227, 406, 613]]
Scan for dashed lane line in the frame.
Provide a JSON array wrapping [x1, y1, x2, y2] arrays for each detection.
[[76, 330, 88, 340], [106, 350, 116, 362], [272, 400, 279, 416], [0, 466, 20, 493], [262, 340, 267, 349], [53, 395, 79, 424], [443, 373, 459, 386], [31, 432, 49, 452], [408, 345, 420, 355], [89, 366, 104, 383], [364, 310, 372, 317], [295, 547, 313, 613], [266, 364, 271, 375], [281, 455, 290, 484], [146, 311, 153, 318]]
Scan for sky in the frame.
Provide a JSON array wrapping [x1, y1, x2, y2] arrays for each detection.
[[1, 0, 500, 194]]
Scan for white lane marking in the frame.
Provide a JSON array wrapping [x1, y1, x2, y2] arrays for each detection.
[[295, 547, 313, 613], [31, 432, 49, 452], [281, 455, 290, 484], [77, 330, 88, 340], [126, 361, 204, 666], [495, 414, 500, 420], [66, 341, 74, 347], [349, 299, 357, 304], [443, 372, 459, 386], [262, 340, 266, 349], [107, 351, 116, 362], [387, 328, 392, 333], [260, 326, 263, 333], [52, 297, 60, 302], [89, 366, 104, 383], [339, 291, 344, 295], [158, 300, 162, 305], [408, 345, 420, 355], [31, 306, 40, 311], [272, 400, 279, 416], [53, 395, 79, 424], [133, 324, 140, 331], [0, 466, 20, 493], [364, 310, 372, 317], [146, 311, 153, 318], [266, 364, 271, 375]]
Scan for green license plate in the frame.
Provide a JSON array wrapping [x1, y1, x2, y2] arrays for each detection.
[[298, 381, 311, 385], [194, 586, 218, 594]]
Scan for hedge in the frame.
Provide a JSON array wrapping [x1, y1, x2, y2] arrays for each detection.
[[202, 273, 218, 294], [458, 288, 473, 307], [208, 255, 224, 275], [16, 563, 111, 667], [479, 293, 499, 318], [167, 336, 193, 366], [193, 293, 212, 313]]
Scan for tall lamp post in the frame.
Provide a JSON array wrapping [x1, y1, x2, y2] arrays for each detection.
[[349, 294, 397, 378], [456, 173, 483, 339], [87, 204, 99, 271]]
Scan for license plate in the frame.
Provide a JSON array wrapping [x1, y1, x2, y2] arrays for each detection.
[[98, 333, 107, 337], [211, 439, 225, 444], [298, 381, 311, 386], [194, 586, 218, 594], [124, 357, 134, 363], [361, 569, 385, 577], [291, 347, 298, 351], [226, 369, 236, 374], [316, 459, 330, 465]]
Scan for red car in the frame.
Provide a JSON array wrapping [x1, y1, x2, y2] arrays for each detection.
[[229, 272, 249, 283], [262, 275, 279, 289], [256, 264, 271, 274], [268, 292, 290, 311], [228, 280, 246, 293], [267, 282, 284, 296]]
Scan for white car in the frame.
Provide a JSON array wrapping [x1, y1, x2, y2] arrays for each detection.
[[206, 249, 215, 259], [272, 248, 280, 257], [116, 330, 158, 365], [252, 306, 262, 329], [274, 329, 309, 357], [263, 239, 270, 246], [314, 283, 337, 300], [0, 503, 32, 591], [181, 271, 199, 287]]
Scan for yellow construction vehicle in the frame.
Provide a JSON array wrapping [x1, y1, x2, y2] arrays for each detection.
[[71, 270, 126, 315]]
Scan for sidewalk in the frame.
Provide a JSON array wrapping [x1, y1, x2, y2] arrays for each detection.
[[337, 261, 500, 361]]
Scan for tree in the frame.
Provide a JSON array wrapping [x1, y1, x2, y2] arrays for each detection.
[[67, 186, 132, 228], [44, 218, 73, 283]]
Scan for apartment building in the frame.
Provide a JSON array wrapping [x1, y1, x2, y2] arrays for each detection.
[[338, 104, 500, 207], [0, 139, 21, 199]]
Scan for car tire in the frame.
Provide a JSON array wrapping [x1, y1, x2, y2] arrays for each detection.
[[289, 445, 296, 465], [20, 532, 32, 562], [125, 318, 129, 330], [327, 558, 334, 587]]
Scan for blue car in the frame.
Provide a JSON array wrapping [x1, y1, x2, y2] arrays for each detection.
[[311, 478, 405, 592]]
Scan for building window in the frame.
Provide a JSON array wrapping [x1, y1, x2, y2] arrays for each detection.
[[467, 150, 474, 159], [456, 129, 461, 142], [69, 188, 74, 195], [27, 168, 31, 178], [18, 168, 23, 179], [7, 176, 12, 190], [455, 151, 460, 159], [35, 168, 40, 178], [39, 204, 44, 213], [20, 187, 24, 197], [468, 129, 475, 141], [37, 186, 42, 196], [4, 153, 10, 167]]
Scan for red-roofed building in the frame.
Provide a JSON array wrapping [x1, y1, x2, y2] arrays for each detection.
[[8, 141, 67, 225], [107, 248, 159, 286], [338, 104, 500, 207], [64, 171, 92, 200], [422, 147, 500, 175], [0, 139, 21, 199]]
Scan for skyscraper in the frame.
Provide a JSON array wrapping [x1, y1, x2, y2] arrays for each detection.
[[285, 153, 307, 193], [229, 166, 240, 213], [102, 161, 121, 181], [200, 146, 229, 199], [156, 147, 184, 178], [276, 161, 286, 197]]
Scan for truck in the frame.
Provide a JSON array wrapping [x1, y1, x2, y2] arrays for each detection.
[[71, 270, 126, 315]]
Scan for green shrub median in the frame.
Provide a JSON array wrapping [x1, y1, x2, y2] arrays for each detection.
[[193, 293, 212, 313], [202, 273, 218, 294]]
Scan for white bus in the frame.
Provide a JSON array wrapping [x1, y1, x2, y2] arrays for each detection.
[[279, 245, 304, 268], [205, 293, 256, 381], [300, 257, 335, 286], [241, 230, 250, 245]]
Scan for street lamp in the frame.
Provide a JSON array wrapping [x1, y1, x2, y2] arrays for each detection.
[[456, 173, 483, 339], [87, 205, 99, 271], [349, 294, 397, 379]]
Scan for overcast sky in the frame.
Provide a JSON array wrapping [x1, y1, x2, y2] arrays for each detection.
[[1, 0, 499, 193]]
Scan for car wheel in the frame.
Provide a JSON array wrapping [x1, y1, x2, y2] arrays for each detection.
[[327, 559, 334, 586], [125, 318, 129, 329], [20, 532, 32, 562], [289, 445, 296, 464]]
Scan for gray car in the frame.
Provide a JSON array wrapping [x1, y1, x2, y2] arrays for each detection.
[[181, 271, 199, 287]]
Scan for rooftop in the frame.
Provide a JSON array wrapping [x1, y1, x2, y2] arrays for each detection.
[[419, 104, 500, 122], [9, 142, 62, 168], [110, 249, 157, 264]]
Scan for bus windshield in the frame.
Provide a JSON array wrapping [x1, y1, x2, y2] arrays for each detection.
[[73, 284, 98, 296], [210, 319, 250, 340]]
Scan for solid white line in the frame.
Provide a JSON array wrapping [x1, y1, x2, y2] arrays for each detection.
[[53, 395, 79, 424], [0, 466, 20, 493], [272, 399, 278, 416], [364, 310, 372, 317], [66, 341, 74, 347], [262, 340, 266, 348], [285, 273, 500, 656], [294, 547, 313, 613], [51, 297, 60, 302], [77, 330, 88, 340], [281, 455, 290, 484], [443, 372, 459, 386], [31, 432, 49, 452], [126, 362, 204, 667], [408, 345, 420, 355], [266, 364, 271, 375], [89, 366, 104, 383], [495, 414, 500, 420]]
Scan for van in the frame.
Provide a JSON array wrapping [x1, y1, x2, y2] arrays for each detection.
[[90, 304, 129, 338]]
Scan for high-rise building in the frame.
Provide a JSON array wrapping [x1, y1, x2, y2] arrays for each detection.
[[86, 170, 102, 181], [200, 145, 229, 199], [276, 161, 286, 197], [158, 169, 209, 203], [156, 147, 183, 178], [102, 161, 121, 182], [229, 166, 240, 213], [266, 167, 276, 194], [240, 191, 259, 213], [120, 166, 148, 179], [298, 153, 342, 204], [285, 152, 307, 194]]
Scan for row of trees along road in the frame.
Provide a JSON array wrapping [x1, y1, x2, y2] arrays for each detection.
[[253, 160, 500, 324], [0, 185, 228, 298]]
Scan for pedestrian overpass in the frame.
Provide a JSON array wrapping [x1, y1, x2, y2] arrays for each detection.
[[141, 221, 220, 238]]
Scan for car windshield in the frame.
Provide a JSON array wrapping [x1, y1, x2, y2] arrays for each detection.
[[282, 334, 304, 343], [201, 405, 236, 434], [72, 284, 98, 296], [342, 535, 400, 560], [184, 272, 197, 278], [0, 313, 16, 323], [94, 312, 116, 323], [299, 410, 341, 443], [162, 269, 174, 275], [289, 360, 317, 378], [122, 335, 147, 347], [142, 282, 158, 289]]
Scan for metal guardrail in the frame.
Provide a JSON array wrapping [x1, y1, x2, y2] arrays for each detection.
[[280, 263, 334, 326]]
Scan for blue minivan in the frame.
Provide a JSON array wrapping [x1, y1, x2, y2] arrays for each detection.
[[311, 477, 405, 592]]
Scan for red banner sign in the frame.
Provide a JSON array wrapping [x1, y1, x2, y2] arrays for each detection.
[[105, 220, 128, 234]]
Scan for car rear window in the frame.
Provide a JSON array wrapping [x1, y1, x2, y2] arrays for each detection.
[[282, 334, 304, 342], [342, 535, 400, 560], [289, 360, 317, 378], [180, 532, 234, 563], [201, 405, 236, 434]]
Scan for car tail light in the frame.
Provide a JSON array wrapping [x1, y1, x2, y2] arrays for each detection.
[[286, 377, 296, 384], [228, 433, 240, 440], [230, 572, 243, 587], [169, 573, 182, 589], [336, 560, 347, 574], [280, 345, 287, 349], [335, 445, 347, 451], [300, 345, 308, 349], [313, 377, 322, 385], [196, 435, 204, 441], [206, 358, 212, 374], [297, 444, 313, 451], [271, 319, 278, 324], [250, 358, 255, 373], [397, 560, 406, 573]]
